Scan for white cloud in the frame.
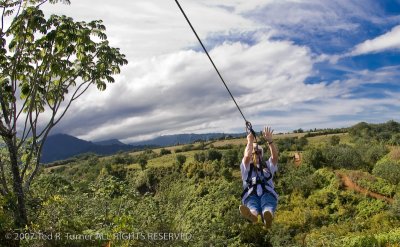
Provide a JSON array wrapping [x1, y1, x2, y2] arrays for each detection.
[[32, 0, 400, 142], [42, 0, 259, 60], [54, 38, 329, 142], [244, 0, 384, 33], [350, 25, 400, 56]]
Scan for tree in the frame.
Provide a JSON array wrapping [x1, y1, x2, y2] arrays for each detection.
[[372, 159, 400, 185], [159, 148, 171, 156], [0, 0, 127, 229], [303, 147, 325, 169], [207, 149, 222, 161], [222, 149, 239, 167], [138, 157, 148, 171], [329, 135, 340, 146], [176, 154, 186, 168]]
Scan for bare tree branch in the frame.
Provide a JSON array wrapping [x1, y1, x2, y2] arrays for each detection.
[[35, 0, 49, 9], [14, 0, 24, 20], [1, 6, 5, 34]]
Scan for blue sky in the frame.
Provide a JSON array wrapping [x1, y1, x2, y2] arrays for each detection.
[[39, 0, 400, 142]]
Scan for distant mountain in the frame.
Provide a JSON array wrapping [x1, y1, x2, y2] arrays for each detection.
[[94, 139, 126, 146], [41, 132, 245, 163], [41, 134, 145, 163], [130, 133, 245, 147]]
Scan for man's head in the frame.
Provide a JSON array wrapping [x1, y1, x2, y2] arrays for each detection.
[[252, 143, 263, 158]]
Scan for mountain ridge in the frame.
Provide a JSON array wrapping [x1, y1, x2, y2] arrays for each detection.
[[41, 132, 245, 163]]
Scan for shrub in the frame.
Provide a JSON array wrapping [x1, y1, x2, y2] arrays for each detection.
[[329, 135, 340, 146], [207, 149, 222, 161], [182, 144, 194, 152], [176, 154, 187, 168], [277, 163, 316, 197], [373, 158, 400, 185], [364, 144, 389, 168], [159, 148, 171, 156], [303, 148, 325, 169], [112, 153, 134, 165], [138, 156, 147, 170], [278, 151, 294, 165], [389, 133, 400, 145], [389, 147, 400, 161], [356, 198, 388, 218], [324, 144, 363, 169], [222, 149, 239, 167], [194, 152, 206, 162], [349, 170, 396, 197], [221, 167, 233, 181], [391, 194, 400, 217]]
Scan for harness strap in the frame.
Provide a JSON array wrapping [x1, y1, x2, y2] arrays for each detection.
[[241, 161, 274, 199]]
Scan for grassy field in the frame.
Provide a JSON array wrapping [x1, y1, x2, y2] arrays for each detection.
[[45, 131, 350, 172], [307, 132, 351, 146]]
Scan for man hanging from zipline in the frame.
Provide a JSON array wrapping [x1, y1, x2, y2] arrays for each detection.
[[239, 126, 279, 228], [173, 1, 279, 227]]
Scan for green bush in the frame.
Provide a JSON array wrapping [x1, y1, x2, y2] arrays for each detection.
[[349, 170, 396, 197], [391, 194, 400, 217], [356, 198, 387, 218], [207, 149, 222, 161], [182, 144, 194, 152], [176, 154, 187, 168], [277, 163, 316, 197], [276, 137, 308, 151], [138, 156, 147, 170], [373, 158, 400, 185], [222, 149, 239, 167], [194, 152, 206, 162], [365, 144, 389, 166], [303, 147, 325, 169], [329, 135, 340, 146], [159, 148, 171, 156], [324, 144, 364, 169]]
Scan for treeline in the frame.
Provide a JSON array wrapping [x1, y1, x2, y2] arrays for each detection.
[[304, 127, 348, 137]]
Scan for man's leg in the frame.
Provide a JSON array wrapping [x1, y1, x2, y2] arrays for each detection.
[[240, 195, 261, 223], [260, 192, 278, 228]]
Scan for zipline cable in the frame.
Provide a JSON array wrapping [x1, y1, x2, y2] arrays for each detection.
[[174, 0, 257, 138]]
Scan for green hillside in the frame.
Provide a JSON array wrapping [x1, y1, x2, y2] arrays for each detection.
[[1, 121, 400, 246]]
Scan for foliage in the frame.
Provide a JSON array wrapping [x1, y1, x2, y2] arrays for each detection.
[[348, 170, 396, 197], [207, 149, 222, 161], [277, 163, 316, 197], [349, 120, 400, 143], [2, 123, 400, 246], [373, 157, 400, 185], [138, 156, 147, 171], [329, 135, 340, 146], [303, 147, 325, 169], [0, 0, 127, 229], [275, 136, 308, 151], [323, 144, 364, 170], [175, 154, 186, 168], [222, 149, 239, 168], [194, 152, 206, 163], [159, 148, 171, 156]]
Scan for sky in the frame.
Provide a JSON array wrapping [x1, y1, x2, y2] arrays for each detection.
[[39, 0, 400, 143]]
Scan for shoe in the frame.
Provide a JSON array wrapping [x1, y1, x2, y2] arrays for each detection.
[[263, 210, 273, 229], [239, 205, 258, 223]]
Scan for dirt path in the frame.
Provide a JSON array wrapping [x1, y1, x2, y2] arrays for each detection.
[[336, 172, 394, 204]]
